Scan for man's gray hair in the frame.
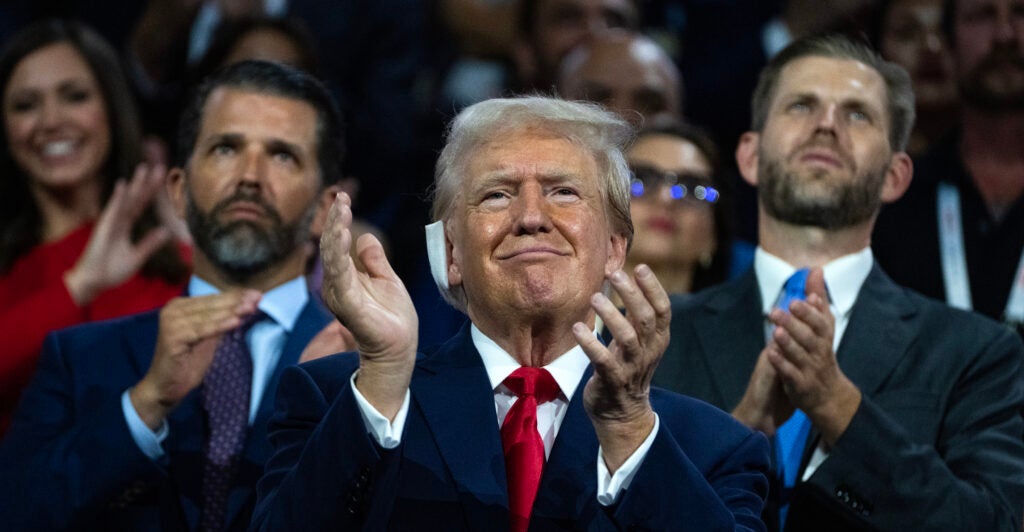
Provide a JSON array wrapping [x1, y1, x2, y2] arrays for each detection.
[[431, 96, 634, 311], [751, 34, 916, 152]]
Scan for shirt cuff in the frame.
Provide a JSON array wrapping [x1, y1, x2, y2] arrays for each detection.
[[595, 413, 660, 506], [802, 439, 829, 481], [351, 370, 410, 449], [121, 389, 168, 460]]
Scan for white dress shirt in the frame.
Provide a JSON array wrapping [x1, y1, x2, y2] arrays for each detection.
[[122, 276, 310, 460], [352, 323, 660, 506], [754, 246, 874, 478]]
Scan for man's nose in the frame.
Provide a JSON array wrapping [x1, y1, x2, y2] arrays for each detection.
[[813, 103, 840, 136], [238, 149, 266, 189], [513, 186, 553, 234]]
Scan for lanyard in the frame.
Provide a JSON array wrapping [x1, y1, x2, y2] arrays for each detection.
[[937, 182, 1024, 325]]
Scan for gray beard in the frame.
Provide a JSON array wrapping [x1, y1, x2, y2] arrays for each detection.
[[185, 190, 315, 284], [757, 156, 887, 231]]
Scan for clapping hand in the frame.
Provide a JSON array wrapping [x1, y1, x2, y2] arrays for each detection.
[[572, 265, 669, 472], [319, 192, 418, 420], [64, 164, 174, 306]]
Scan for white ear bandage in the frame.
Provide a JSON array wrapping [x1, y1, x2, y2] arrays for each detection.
[[425, 221, 449, 291]]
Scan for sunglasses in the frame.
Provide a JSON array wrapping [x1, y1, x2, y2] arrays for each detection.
[[629, 165, 720, 205]]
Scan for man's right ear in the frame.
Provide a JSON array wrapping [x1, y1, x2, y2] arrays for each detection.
[[735, 132, 760, 187], [167, 168, 187, 219]]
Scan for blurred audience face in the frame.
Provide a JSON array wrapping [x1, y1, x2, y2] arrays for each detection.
[[176, 87, 322, 282], [880, 0, 957, 108], [626, 133, 716, 270], [525, 0, 639, 88], [752, 56, 894, 230], [2, 42, 110, 193], [222, 27, 307, 68], [558, 32, 682, 127], [953, 0, 1024, 109]]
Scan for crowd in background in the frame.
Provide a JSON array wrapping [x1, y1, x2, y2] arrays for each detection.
[[2, 0, 1021, 424], [0, 0, 1022, 529]]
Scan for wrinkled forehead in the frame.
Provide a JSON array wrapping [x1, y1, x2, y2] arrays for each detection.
[[460, 127, 603, 185], [774, 56, 889, 115]]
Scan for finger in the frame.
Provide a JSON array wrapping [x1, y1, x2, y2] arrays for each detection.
[[320, 194, 355, 275], [165, 296, 259, 347], [608, 269, 656, 339], [130, 227, 172, 264], [590, 291, 639, 358], [355, 233, 398, 282], [769, 307, 821, 367], [124, 163, 166, 221], [572, 321, 613, 374], [769, 314, 807, 369], [789, 297, 834, 343], [765, 343, 802, 388], [166, 290, 261, 326], [97, 179, 128, 228], [633, 264, 671, 331], [805, 267, 828, 303]]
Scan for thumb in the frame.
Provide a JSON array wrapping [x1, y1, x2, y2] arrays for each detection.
[[355, 233, 398, 281]]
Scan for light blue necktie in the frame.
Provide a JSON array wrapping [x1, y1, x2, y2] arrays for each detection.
[[774, 269, 813, 528]]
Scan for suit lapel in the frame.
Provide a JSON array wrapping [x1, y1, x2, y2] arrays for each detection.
[[533, 366, 599, 525], [413, 327, 509, 531], [695, 272, 766, 409], [796, 265, 917, 483], [835, 265, 917, 398]]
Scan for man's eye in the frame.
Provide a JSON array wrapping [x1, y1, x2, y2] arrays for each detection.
[[788, 102, 811, 113], [213, 144, 235, 155], [849, 110, 870, 123], [273, 151, 297, 164]]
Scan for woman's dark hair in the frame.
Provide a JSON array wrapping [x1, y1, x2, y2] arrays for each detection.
[[0, 19, 187, 282], [632, 120, 735, 292]]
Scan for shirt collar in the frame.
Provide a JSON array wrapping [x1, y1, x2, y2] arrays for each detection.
[[471, 323, 590, 401], [187, 275, 309, 332], [754, 246, 873, 319]]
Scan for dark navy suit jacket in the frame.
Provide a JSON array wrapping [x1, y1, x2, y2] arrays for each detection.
[[252, 324, 771, 530], [656, 265, 1024, 531], [0, 298, 331, 531]]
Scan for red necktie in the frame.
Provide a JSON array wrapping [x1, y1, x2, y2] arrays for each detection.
[[500, 367, 560, 532]]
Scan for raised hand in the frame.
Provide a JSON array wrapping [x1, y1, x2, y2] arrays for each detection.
[[766, 267, 861, 445], [572, 264, 669, 472], [130, 290, 262, 429], [319, 192, 417, 419], [64, 164, 173, 306]]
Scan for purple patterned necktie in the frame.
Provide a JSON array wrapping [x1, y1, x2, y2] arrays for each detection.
[[199, 311, 264, 531]]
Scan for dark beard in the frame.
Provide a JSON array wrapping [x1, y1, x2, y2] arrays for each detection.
[[758, 153, 887, 231], [185, 188, 314, 284], [959, 43, 1024, 111]]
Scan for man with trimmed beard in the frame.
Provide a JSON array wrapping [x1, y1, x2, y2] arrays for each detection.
[[0, 60, 337, 531], [655, 34, 1024, 530], [874, 0, 1024, 330]]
